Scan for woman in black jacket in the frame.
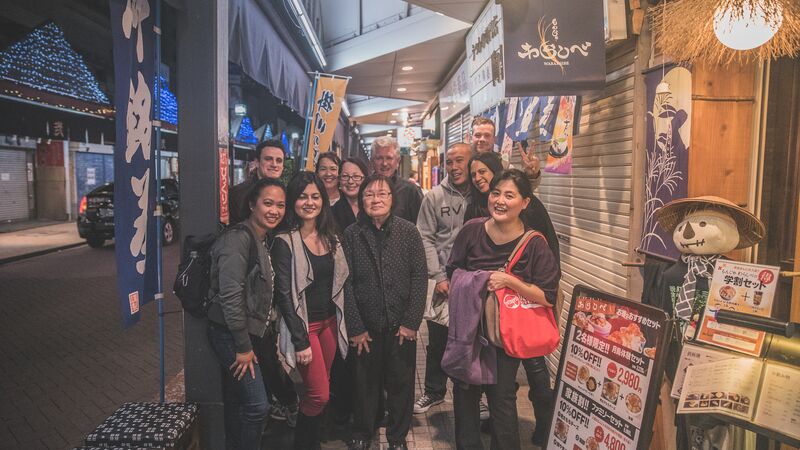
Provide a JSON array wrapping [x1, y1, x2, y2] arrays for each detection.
[[342, 174, 428, 450], [206, 177, 286, 450]]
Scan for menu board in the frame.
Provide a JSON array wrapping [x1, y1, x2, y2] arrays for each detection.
[[753, 363, 800, 440], [677, 358, 762, 420], [547, 285, 671, 450], [695, 260, 780, 356], [670, 343, 738, 399]]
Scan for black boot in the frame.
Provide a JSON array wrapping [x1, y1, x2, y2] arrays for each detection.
[[294, 412, 322, 450]]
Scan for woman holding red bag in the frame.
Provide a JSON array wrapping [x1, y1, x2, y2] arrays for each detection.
[[447, 169, 560, 450]]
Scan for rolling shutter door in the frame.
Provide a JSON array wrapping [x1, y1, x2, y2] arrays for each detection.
[[445, 109, 472, 150], [0, 149, 31, 222], [514, 41, 638, 375]]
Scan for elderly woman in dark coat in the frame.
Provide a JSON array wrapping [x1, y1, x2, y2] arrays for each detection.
[[342, 174, 428, 450]]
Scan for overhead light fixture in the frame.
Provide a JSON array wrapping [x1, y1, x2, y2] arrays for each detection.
[[287, 0, 327, 67], [401, 65, 414, 71], [441, 106, 449, 111], [436, 12, 445, 16], [390, 120, 397, 124], [391, 112, 399, 116], [401, 108, 409, 112], [396, 87, 407, 92], [713, 0, 783, 51], [234, 103, 247, 116]]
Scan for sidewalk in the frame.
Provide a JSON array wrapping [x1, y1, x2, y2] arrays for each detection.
[[0, 221, 85, 264]]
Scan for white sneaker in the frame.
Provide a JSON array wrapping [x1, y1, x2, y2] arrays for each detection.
[[479, 400, 490, 421]]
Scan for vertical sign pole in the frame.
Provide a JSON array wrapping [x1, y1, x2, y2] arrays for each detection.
[[301, 74, 318, 170], [153, 0, 166, 404]]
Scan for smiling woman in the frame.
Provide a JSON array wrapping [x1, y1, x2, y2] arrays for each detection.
[[315, 152, 342, 205]]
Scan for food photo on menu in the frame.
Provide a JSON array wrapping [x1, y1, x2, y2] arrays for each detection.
[[573, 308, 658, 358]]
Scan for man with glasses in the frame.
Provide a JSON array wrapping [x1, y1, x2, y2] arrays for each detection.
[[369, 136, 423, 223]]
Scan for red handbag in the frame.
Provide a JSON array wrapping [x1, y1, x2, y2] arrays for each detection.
[[495, 231, 560, 359]]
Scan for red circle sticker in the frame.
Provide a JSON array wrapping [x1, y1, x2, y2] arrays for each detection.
[[758, 270, 775, 285], [607, 362, 618, 378], [594, 425, 605, 441]]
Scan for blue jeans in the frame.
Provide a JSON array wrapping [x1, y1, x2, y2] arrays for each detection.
[[207, 322, 269, 450]]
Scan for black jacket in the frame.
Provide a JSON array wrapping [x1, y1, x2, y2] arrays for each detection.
[[391, 174, 423, 224], [343, 215, 428, 337]]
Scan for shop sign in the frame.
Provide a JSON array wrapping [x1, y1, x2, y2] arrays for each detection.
[[549, 285, 671, 450], [502, 0, 606, 96], [303, 74, 348, 171], [439, 59, 470, 122], [110, 0, 158, 327], [219, 147, 230, 225], [466, 1, 506, 115], [695, 260, 780, 356], [397, 126, 421, 148]]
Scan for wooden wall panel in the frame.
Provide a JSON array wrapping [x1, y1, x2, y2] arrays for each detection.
[[688, 62, 757, 207]]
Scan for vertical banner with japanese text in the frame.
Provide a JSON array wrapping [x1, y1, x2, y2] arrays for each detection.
[[110, 0, 158, 327], [219, 147, 230, 225], [303, 74, 348, 171], [502, 0, 606, 96]]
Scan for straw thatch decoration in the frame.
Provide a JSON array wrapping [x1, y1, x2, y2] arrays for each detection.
[[651, 0, 800, 66]]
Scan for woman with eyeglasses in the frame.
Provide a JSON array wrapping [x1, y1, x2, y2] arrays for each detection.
[[342, 174, 428, 450], [271, 172, 349, 449], [315, 152, 342, 205], [331, 157, 369, 233]]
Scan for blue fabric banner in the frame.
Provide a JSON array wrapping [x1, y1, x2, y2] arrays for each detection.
[[110, 0, 158, 327]]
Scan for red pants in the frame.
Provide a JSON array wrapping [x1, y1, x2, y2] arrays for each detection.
[[297, 315, 338, 416]]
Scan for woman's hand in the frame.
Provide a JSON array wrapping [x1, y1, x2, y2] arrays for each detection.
[[229, 351, 258, 380], [396, 326, 417, 346], [295, 347, 313, 365], [349, 332, 372, 355], [488, 271, 517, 291]]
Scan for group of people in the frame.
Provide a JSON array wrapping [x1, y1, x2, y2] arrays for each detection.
[[204, 116, 562, 450]]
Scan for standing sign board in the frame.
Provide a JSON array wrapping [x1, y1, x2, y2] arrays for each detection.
[[502, 0, 606, 96], [548, 285, 671, 450], [466, 1, 506, 116]]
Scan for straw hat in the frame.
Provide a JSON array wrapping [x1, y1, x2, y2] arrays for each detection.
[[656, 196, 765, 249]]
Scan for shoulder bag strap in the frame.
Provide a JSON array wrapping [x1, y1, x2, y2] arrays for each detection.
[[503, 230, 545, 273]]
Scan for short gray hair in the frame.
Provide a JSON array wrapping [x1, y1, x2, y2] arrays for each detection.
[[370, 136, 399, 158]]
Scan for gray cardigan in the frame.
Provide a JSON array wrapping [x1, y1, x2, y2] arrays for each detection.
[[273, 230, 349, 369]]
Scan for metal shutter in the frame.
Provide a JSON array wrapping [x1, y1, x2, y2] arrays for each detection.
[[0, 149, 31, 221], [513, 41, 638, 376], [445, 108, 472, 150]]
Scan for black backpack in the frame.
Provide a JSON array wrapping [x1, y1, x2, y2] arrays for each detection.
[[173, 224, 259, 318]]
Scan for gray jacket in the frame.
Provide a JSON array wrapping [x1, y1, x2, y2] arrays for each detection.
[[416, 175, 471, 284], [207, 224, 273, 353], [274, 231, 349, 369]]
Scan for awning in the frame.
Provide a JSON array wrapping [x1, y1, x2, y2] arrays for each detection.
[[229, 0, 311, 116]]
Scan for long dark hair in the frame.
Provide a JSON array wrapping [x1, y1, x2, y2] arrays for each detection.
[[356, 174, 396, 223], [466, 152, 504, 220], [281, 171, 339, 253], [242, 177, 286, 220]]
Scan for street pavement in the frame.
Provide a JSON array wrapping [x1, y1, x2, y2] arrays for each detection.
[[0, 221, 84, 264], [0, 242, 184, 449], [0, 239, 543, 449]]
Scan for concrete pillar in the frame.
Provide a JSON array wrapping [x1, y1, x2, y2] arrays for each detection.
[[176, 0, 228, 448]]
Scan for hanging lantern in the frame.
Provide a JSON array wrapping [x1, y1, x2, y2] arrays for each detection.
[[713, 0, 783, 50], [651, 0, 800, 65]]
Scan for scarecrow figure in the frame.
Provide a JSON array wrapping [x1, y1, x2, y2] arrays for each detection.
[[654, 196, 765, 450]]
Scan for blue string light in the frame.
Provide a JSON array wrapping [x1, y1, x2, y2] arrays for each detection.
[[282, 131, 291, 156], [157, 75, 178, 125], [264, 124, 273, 140], [236, 116, 257, 145], [0, 22, 110, 105]]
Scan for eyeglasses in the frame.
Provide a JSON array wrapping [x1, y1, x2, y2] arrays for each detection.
[[363, 191, 391, 200], [340, 174, 364, 182]]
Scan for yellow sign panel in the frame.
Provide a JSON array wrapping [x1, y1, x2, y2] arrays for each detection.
[[304, 75, 348, 171]]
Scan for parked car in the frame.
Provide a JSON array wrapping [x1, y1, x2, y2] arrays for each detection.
[[77, 179, 180, 248]]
